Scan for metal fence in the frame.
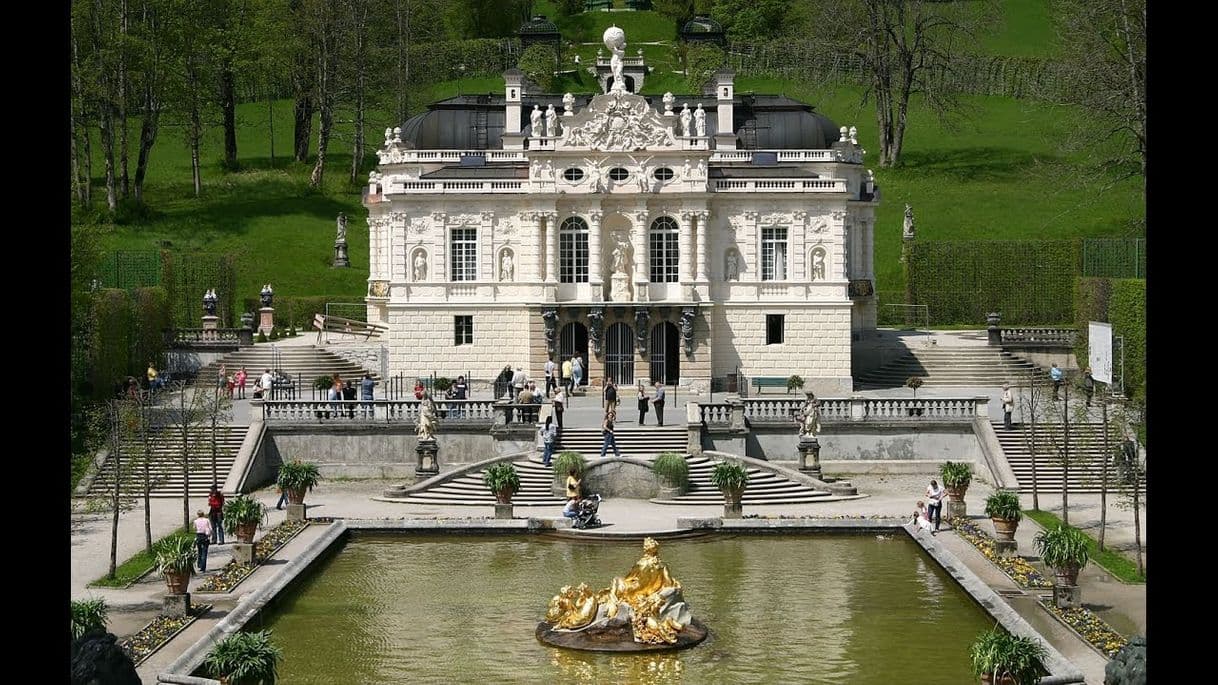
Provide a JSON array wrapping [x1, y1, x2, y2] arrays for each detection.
[[96, 250, 161, 290]]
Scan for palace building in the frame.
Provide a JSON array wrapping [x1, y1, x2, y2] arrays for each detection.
[[363, 28, 878, 395]]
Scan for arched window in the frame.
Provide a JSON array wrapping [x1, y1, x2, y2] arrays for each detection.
[[559, 217, 589, 283], [649, 217, 679, 283]]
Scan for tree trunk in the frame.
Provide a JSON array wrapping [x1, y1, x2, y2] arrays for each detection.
[[221, 63, 238, 168], [1098, 395, 1109, 550], [98, 100, 119, 212], [210, 392, 219, 487], [83, 126, 94, 207], [188, 65, 202, 197], [293, 95, 314, 162], [395, 0, 410, 124], [134, 83, 160, 203], [1131, 461, 1143, 575], [310, 100, 332, 188], [118, 0, 130, 200], [267, 91, 275, 166], [71, 92, 86, 207]]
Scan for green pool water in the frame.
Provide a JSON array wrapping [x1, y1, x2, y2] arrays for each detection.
[[258, 533, 996, 684]]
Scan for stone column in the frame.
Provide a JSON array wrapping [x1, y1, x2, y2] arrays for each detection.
[[679, 212, 694, 284], [696, 210, 710, 281], [632, 210, 649, 300], [546, 212, 560, 284], [588, 210, 604, 293], [526, 212, 543, 282], [432, 212, 448, 281]]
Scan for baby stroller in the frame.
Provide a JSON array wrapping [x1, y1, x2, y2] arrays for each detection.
[[572, 494, 603, 529]]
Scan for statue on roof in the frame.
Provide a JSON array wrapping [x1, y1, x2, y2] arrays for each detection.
[[604, 26, 627, 93], [694, 104, 706, 137]]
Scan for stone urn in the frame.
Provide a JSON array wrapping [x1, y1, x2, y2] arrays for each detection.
[[657, 480, 685, 500], [163, 570, 190, 595], [285, 488, 307, 505], [1053, 564, 1080, 588], [495, 487, 515, 505], [235, 522, 258, 544], [991, 517, 1019, 543], [722, 487, 744, 519]]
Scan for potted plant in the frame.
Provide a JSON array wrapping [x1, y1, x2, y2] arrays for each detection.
[[154, 535, 197, 594], [984, 490, 1023, 543], [710, 460, 749, 518], [313, 375, 334, 391], [204, 630, 283, 685], [1034, 524, 1090, 587], [277, 460, 321, 506], [224, 495, 267, 544], [940, 461, 972, 514], [552, 451, 585, 497], [906, 375, 924, 398], [969, 627, 1046, 685], [786, 375, 804, 393], [71, 598, 109, 640], [652, 452, 689, 499], [483, 462, 521, 504]]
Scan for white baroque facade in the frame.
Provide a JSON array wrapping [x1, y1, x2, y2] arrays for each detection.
[[365, 43, 876, 395]]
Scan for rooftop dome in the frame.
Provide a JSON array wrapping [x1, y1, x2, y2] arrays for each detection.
[[681, 15, 724, 34], [518, 15, 559, 36]]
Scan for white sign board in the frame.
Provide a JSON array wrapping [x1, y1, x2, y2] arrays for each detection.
[[1088, 322, 1113, 384]]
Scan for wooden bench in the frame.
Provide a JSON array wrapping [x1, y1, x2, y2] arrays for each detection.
[[750, 377, 791, 394], [313, 314, 388, 343]]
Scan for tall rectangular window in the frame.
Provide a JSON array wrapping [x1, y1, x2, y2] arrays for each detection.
[[649, 216, 680, 283], [761, 227, 788, 281], [559, 217, 589, 283], [450, 228, 478, 282], [766, 314, 784, 345], [454, 315, 473, 345]]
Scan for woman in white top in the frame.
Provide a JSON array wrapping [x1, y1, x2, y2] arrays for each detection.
[[193, 510, 213, 572], [925, 479, 944, 532], [553, 387, 566, 430], [911, 501, 935, 535]]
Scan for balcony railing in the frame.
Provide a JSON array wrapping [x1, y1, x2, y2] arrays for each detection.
[[389, 180, 527, 195], [166, 328, 253, 348], [697, 396, 988, 427], [261, 399, 498, 424], [712, 178, 847, 193]]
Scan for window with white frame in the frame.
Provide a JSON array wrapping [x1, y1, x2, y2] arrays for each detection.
[[649, 216, 679, 283], [454, 315, 473, 345], [761, 227, 788, 281], [450, 228, 478, 282], [559, 217, 589, 283]]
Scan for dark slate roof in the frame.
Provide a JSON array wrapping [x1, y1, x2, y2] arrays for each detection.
[[420, 165, 528, 179], [399, 93, 839, 151], [681, 15, 724, 35], [518, 15, 559, 35]]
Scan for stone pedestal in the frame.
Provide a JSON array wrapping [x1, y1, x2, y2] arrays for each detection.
[[230, 543, 255, 566], [797, 437, 822, 480], [657, 484, 683, 500], [258, 307, 275, 336], [994, 539, 1018, 556], [986, 312, 1002, 345], [609, 272, 632, 302], [416, 439, 439, 477], [286, 503, 306, 522], [494, 503, 513, 519], [162, 593, 191, 617], [201, 315, 219, 331], [1053, 584, 1081, 609], [333, 240, 350, 268], [947, 500, 967, 520], [723, 501, 742, 519]]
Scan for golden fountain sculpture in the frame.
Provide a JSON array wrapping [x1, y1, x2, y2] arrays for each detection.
[[537, 537, 707, 651]]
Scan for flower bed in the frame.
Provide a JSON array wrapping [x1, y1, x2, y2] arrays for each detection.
[[195, 520, 308, 594], [742, 514, 904, 520], [950, 517, 1052, 590], [1040, 599, 1128, 658], [119, 604, 212, 666]]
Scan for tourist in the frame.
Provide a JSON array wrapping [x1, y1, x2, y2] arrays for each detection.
[[911, 501, 934, 535], [235, 367, 247, 399], [540, 415, 557, 466], [452, 375, 468, 400], [603, 379, 618, 414], [512, 366, 528, 396], [126, 377, 140, 400], [566, 468, 582, 499], [218, 363, 227, 392], [1082, 367, 1095, 407], [636, 381, 649, 425], [361, 372, 376, 418], [276, 486, 287, 510], [544, 357, 557, 398], [562, 357, 573, 394], [259, 369, 273, 400], [329, 375, 343, 419], [652, 381, 666, 427], [343, 379, 357, 418], [572, 356, 584, 390], [1001, 383, 1014, 430], [413, 378, 426, 400], [562, 497, 579, 520], [207, 485, 226, 545], [553, 386, 566, 430], [1049, 363, 1063, 401], [600, 411, 621, 457], [147, 362, 163, 391], [193, 510, 213, 572], [225, 373, 236, 399], [925, 479, 944, 532]]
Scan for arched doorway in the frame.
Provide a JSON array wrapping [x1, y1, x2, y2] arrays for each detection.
[[649, 322, 680, 385], [605, 322, 634, 385], [559, 322, 589, 387], [606, 75, 636, 93]]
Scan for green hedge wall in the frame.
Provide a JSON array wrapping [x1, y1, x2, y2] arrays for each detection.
[[908, 240, 1080, 326], [131, 286, 170, 373], [1072, 277, 1111, 371], [161, 252, 238, 328], [90, 289, 135, 399], [1071, 277, 1145, 401]]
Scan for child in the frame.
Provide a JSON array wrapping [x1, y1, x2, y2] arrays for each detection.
[[912, 501, 935, 535]]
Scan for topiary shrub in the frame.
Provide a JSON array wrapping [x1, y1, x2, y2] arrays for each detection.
[[518, 43, 558, 94]]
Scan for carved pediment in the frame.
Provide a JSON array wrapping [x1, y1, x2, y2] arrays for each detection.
[[558, 91, 676, 152]]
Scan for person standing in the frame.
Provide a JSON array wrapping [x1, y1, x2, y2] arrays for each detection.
[[1001, 383, 1014, 430], [1049, 363, 1063, 401], [193, 510, 213, 572], [342, 379, 357, 418], [925, 479, 944, 532], [565, 468, 582, 499], [413, 378, 426, 400], [207, 485, 226, 545], [544, 357, 557, 398], [600, 411, 621, 457], [652, 381, 666, 426], [562, 357, 573, 394], [218, 363, 227, 392], [512, 366, 528, 397], [540, 415, 557, 466], [1082, 367, 1095, 407], [147, 362, 163, 390], [636, 381, 649, 425], [572, 356, 584, 390], [553, 386, 566, 430], [603, 378, 618, 414], [235, 367, 247, 400], [259, 369, 274, 400]]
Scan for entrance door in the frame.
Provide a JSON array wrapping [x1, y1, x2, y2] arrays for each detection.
[[649, 322, 680, 385], [605, 322, 635, 385], [559, 322, 589, 386]]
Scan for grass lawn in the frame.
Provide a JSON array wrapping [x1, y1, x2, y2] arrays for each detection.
[[1024, 509, 1146, 583], [982, 0, 1060, 58], [90, 529, 194, 588]]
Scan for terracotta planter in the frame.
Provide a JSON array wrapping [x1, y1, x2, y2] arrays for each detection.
[[163, 570, 190, 595], [1053, 564, 1080, 587], [722, 487, 744, 505], [235, 522, 258, 543], [945, 484, 969, 502], [286, 488, 307, 505], [991, 517, 1019, 542], [495, 488, 515, 504], [979, 674, 1017, 685]]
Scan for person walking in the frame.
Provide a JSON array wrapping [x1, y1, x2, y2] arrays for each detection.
[[562, 358, 573, 394], [1049, 363, 1063, 401], [553, 386, 566, 430], [207, 485, 226, 545], [193, 510, 213, 572], [1082, 367, 1095, 407], [540, 415, 557, 466], [235, 367, 247, 400], [925, 479, 944, 532], [544, 357, 557, 398], [571, 356, 584, 391], [600, 411, 621, 457], [147, 362, 164, 390], [1001, 383, 1014, 430], [636, 381, 649, 425], [603, 379, 618, 414], [652, 381, 666, 426]]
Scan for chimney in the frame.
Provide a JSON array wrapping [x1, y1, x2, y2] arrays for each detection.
[[713, 68, 737, 150], [503, 69, 526, 150]]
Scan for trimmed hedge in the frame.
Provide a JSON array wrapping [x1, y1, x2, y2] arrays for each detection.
[[161, 251, 238, 328], [88, 286, 173, 399], [1071, 277, 1145, 401], [517, 43, 558, 94]]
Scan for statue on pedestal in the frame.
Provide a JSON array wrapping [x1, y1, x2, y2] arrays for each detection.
[[203, 289, 218, 316], [545, 104, 558, 137], [531, 105, 543, 135], [725, 251, 739, 281], [662, 92, 674, 115], [259, 284, 273, 308], [412, 251, 428, 281], [903, 204, 916, 240], [604, 26, 627, 93], [679, 104, 691, 137], [694, 103, 706, 137], [500, 251, 515, 282], [797, 393, 821, 439], [417, 395, 439, 441], [563, 92, 575, 115], [336, 213, 348, 243]]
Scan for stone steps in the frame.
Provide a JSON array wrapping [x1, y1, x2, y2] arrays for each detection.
[[193, 347, 375, 390], [663, 456, 833, 505], [855, 348, 1046, 389], [992, 422, 1142, 494], [86, 429, 248, 498], [554, 426, 688, 458]]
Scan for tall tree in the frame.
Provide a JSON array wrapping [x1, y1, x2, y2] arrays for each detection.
[[215, 0, 252, 169], [291, 0, 316, 163], [131, 0, 172, 202], [304, 0, 342, 188], [87, 0, 121, 211], [70, 12, 93, 208], [346, 0, 372, 183]]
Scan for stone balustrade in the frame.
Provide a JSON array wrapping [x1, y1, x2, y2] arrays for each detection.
[[167, 328, 253, 348], [712, 178, 847, 193], [261, 399, 497, 424], [696, 396, 988, 427], [999, 327, 1077, 346], [710, 150, 838, 163]]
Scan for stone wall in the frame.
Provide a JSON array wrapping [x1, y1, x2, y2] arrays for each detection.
[[705, 423, 981, 463], [581, 459, 660, 498], [711, 302, 853, 394], [325, 345, 385, 377], [385, 306, 531, 380]]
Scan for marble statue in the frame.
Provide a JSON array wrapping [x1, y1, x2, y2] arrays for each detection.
[[662, 92, 674, 115], [563, 92, 575, 115], [544, 537, 693, 645], [839, 126, 848, 143], [413, 251, 428, 281], [679, 104, 691, 137], [683, 158, 691, 179], [696, 159, 706, 177], [203, 289, 218, 315], [336, 213, 348, 242], [605, 26, 626, 92], [798, 393, 821, 439], [848, 126, 858, 144], [545, 104, 558, 137], [531, 105, 543, 135], [417, 395, 438, 441], [611, 235, 629, 274], [903, 204, 916, 239], [811, 249, 826, 281], [384, 127, 393, 146], [694, 103, 706, 137], [543, 160, 554, 180], [392, 127, 402, 143], [725, 251, 739, 280], [501, 251, 514, 281]]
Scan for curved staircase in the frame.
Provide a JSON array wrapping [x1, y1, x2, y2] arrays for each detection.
[[393, 459, 562, 506], [662, 456, 835, 505], [193, 346, 376, 388], [554, 425, 687, 457], [855, 347, 1043, 389]]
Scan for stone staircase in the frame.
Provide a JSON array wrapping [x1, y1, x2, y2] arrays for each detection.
[[993, 422, 1142, 494], [555, 426, 688, 458], [661, 455, 835, 505], [194, 346, 375, 390], [85, 426, 248, 498], [854, 346, 1044, 389], [394, 459, 563, 506]]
